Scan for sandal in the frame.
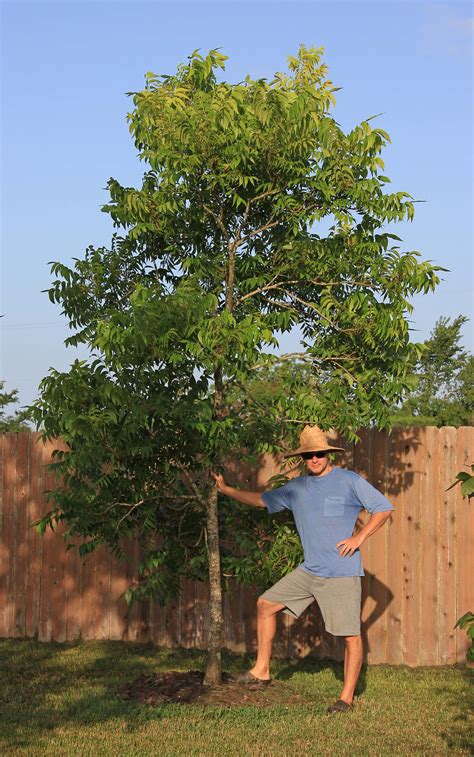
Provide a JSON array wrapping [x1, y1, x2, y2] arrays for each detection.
[[327, 698, 353, 714], [234, 671, 272, 685]]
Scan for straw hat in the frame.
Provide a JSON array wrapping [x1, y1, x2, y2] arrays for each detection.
[[283, 425, 344, 458]]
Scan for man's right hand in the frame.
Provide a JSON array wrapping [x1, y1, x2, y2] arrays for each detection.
[[212, 473, 227, 493]]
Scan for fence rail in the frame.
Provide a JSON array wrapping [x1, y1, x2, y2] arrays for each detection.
[[0, 429, 472, 665]]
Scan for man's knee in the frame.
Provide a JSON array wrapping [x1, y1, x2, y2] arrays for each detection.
[[344, 634, 362, 646], [257, 596, 283, 617]]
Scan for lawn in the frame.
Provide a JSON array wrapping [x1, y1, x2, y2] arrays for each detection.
[[0, 639, 472, 756]]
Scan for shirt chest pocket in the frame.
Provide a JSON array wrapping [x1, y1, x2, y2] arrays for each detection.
[[323, 496, 345, 517]]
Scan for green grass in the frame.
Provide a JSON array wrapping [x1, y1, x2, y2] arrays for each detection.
[[0, 639, 472, 756]]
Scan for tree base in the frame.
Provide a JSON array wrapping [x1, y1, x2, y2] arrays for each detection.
[[203, 649, 222, 686], [119, 669, 305, 706]]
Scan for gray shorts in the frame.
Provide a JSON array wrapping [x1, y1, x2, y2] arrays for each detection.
[[261, 567, 361, 637]]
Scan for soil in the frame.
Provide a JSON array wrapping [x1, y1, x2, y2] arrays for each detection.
[[118, 670, 308, 707]]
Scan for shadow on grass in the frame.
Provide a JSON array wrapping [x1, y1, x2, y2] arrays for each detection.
[[433, 665, 473, 754], [0, 639, 207, 751], [275, 654, 368, 697]]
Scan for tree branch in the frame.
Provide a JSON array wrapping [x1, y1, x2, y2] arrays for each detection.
[[249, 352, 314, 372], [226, 244, 235, 311], [235, 218, 281, 248], [116, 500, 145, 529], [308, 278, 379, 289], [261, 295, 298, 312], [248, 187, 281, 206], [235, 279, 301, 306], [202, 205, 231, 246], [172, 459, 212, 509], [202, 205, 237, 310], [280, 289, 356, 333], [330, 359, 359, 385], [236, 276, 379, 308], [233, 188, 281, 243], [272, 351, 314, 362]]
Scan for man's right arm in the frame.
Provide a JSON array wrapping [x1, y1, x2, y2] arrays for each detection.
[[213, 473, 265, 509]]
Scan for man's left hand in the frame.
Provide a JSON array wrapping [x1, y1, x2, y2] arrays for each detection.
[[336, 535, 363, 557]]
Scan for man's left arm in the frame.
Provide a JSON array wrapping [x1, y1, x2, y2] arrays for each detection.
[[337, 510, 392, 557]]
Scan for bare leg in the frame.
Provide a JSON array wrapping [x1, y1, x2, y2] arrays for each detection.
[[339, 635, 363, 704], [249, 597, 285, 680]]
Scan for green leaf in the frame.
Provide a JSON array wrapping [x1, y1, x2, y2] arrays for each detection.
[[461, 478, 474, 499], [454, 611, 474, 629]]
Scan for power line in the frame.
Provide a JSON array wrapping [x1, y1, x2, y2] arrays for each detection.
[[1, 322, 68, 330]]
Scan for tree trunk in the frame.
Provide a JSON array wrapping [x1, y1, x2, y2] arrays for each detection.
[[203, 479, 223, 685]]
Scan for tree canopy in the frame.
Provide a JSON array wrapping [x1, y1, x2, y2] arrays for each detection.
[[32, 47, 442, 682], [391, 315, 473, 427], [0, 382, 31, 432]]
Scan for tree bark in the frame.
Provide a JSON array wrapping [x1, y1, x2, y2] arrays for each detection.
[[203, 229, 233, 685], [203, 479, 223, 685]]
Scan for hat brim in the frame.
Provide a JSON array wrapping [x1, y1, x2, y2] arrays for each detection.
[[283, 446, 345, 459]]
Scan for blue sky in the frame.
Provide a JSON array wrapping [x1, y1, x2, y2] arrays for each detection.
[[1, 1, 473, 410]]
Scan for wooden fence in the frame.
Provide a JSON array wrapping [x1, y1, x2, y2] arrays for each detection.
[[0, 429, 472, 665]]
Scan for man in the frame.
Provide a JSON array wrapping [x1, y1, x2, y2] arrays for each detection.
[[213, 424, 394, 714]]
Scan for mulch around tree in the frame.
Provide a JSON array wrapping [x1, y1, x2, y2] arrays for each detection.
[[118, 670, 308, 707]]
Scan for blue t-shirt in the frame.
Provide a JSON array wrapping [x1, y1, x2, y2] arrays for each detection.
[[262, 467, 394, 577]]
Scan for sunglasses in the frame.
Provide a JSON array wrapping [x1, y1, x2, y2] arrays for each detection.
[[301, 451, 328, 460]]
